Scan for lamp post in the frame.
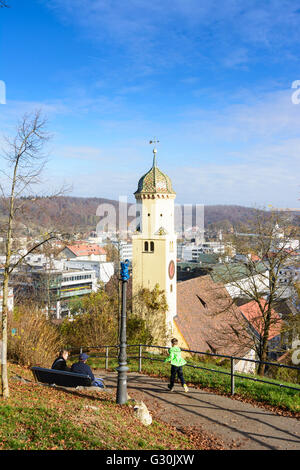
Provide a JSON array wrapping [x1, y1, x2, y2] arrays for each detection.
[[116, 259, 130, 404]]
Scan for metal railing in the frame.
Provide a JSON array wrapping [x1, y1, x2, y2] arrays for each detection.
[[69, 344, 300, 395]]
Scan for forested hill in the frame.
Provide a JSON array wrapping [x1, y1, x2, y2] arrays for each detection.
[[0, 196, 299, 235]]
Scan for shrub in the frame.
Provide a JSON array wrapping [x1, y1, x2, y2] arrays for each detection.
[[8, 304, 63, 367], [133, 284, 168, 345], [60, 286, 160, 350], [59, 290, 119, 348], [273, 365, 300, 385]]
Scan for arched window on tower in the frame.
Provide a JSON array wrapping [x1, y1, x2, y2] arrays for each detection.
[[144, 241, 149, 252], [150, 241, 154, 252]]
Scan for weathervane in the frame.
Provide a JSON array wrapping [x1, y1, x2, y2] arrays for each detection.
[[149, 137, 159, 166], [149, 137, 159, 152]]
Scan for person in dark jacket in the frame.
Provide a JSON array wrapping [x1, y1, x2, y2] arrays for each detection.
[[71, 353, 95, 380], [71, 353, 104, 388], [51, 349, 70, 371]]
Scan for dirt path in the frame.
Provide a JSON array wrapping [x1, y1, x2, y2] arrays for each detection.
[[100, 370, 300, 450]]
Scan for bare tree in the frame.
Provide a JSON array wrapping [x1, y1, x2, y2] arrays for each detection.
[[0, 111, 64, 398], [212, 208, 300, 375], [0, 1, 9, 8]]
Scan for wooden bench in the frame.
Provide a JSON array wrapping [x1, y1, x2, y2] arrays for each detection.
[[31, 366, 93, 388]]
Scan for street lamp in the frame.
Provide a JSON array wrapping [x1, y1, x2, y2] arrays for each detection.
[[116, 259, 130, 404]]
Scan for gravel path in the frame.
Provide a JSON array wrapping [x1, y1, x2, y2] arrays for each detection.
[[101, 371, 300, 450]]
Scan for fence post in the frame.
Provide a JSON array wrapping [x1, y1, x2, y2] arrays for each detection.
[[139, 345, 142, 372], [105, 347, 109, 370], [231, 357, 235, 395]]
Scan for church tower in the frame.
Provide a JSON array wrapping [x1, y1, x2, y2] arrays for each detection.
[[132, 143, 177, 335]]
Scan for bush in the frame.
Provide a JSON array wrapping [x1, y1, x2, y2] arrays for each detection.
[[8, 304, 63, 367], [127, 314, 153, 345], [274, 365, 300, 385], [59, 290, 119, 349], [60, 288, 157, 350]]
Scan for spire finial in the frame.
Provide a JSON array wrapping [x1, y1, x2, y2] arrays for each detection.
[[149, 137, 159, 167]]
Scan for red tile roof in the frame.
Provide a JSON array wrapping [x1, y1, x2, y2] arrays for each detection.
[[239, 299, 282, 340], [65, 244, 106, 257], [176, 276, 252, 357]]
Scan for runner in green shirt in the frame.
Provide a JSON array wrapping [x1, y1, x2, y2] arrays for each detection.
[[164, 338, 188, 392]]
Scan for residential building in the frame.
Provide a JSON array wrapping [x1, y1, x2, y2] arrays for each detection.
[[174, 276, 256, 373], [60, 243, 107, 262], [11, 268, 97, 319], [210, 262, 269, 299], [114, 241, 133, 262], [239, 299, 283, 360], [64, 259, 114, 284], [278, 265, 300, 285], [182, 242, 226, 261]]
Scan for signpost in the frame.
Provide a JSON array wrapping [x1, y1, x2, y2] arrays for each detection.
[[116, 260, 130, 404]]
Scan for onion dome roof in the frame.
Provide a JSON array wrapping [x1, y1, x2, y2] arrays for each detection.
[[134, 150, 175, 195]]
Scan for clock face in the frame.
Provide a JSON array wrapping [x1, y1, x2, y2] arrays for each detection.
[[168, 260, 175, 280]]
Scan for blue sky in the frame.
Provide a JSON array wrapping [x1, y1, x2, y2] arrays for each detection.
[[0, 0, 300, 208]]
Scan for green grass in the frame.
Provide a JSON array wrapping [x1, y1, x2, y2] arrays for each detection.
[[0, 405, 103, 450], [80, 348, 300, 414], [0, 362, 200, 450]]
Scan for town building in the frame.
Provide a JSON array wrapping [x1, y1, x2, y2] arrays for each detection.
[[181, 242, 226, 261], [131, 146, 262, 367], [238, 299, 283, 360], [64, 259, 114, 284], [278, 265, 300, 285], [132, 146, 177, 334], [28, 268, 98, 319], [116, 241, 133, 262], [60, 243, 107, 262], [174, 276, 256, 373]]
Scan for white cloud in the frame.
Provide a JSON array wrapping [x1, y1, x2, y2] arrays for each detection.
[[57, 145, 103, 161], [44, 0, 300, 70], [2, 82, 299, 207]]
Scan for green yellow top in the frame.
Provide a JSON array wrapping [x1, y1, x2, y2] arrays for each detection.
[[134, 150, 175, 196], [164, 345, 187, 367]]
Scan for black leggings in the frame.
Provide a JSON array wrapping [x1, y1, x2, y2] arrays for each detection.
[[170, 365, 185, 387]]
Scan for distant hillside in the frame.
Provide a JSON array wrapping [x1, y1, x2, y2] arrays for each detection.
[[0, 196, 299, 236]]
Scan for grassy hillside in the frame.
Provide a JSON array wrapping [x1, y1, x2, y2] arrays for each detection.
[[0, 363, 221, 450]]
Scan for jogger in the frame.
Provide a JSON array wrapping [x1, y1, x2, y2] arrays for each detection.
[[164, 338, 188, 392]]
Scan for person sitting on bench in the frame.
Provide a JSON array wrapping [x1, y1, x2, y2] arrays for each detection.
[[71, 353, 104, 388], [51, 349, 71, 372]]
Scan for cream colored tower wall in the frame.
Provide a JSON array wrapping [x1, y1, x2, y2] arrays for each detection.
[[132, 194, 177, 331], [132, 234, 177, 326], [141, 197, 175, 237]]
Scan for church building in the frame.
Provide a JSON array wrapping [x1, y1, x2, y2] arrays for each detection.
[[131, 145, 255, 368], [132, 145, 177, 337]]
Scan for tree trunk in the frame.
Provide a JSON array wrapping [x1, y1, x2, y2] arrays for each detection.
[[257, 310, 271, 376], [257, 342, 268, 376], [1, 156, 17, 399], [1, 270, 11, 398]]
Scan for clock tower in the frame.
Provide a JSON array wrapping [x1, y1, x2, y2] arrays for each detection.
[[132, 144, 177, 335]]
